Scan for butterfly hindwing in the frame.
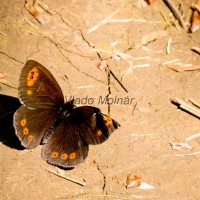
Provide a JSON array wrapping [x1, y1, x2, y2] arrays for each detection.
[[19, 60, 64, 109], [42, 121, 89, 168], [14, 105, 58, 149], [68, 106, 120, 145]]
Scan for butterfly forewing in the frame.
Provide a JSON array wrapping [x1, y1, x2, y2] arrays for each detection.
[[19, 60, 64, 109], [42, 121, 89, 168]]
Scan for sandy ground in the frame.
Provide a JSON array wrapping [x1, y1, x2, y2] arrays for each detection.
[[1, 0, 200, 199]]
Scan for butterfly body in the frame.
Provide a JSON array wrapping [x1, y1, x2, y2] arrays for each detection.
[[14, 60, 120, 168]]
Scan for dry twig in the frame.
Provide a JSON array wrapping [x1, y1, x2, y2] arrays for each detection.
[[186, 132, 200, 142], [163, 0, 187, 30], [46, 169, 86, 186], [0, 31, 7, 37], [171, 97, 200, 119], [162, 151, 200, 157], [191, 47, 200, 55], [166, 37, 171, 54]]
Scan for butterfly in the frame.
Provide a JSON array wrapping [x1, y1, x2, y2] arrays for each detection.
[[14, 60, 120, 168]]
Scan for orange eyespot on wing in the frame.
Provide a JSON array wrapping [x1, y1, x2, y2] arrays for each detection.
[[28, 134, 33, 141], [27, 89, 33, 96], [103, 115, 113, 126], [69, 152, 76, 160], [51, 152, 59, 158], [27, 67, 39, 87], [97, 129, 103, 136], [61, 153, 68, 160], [20, 118, 27, 127], [23, 127, 29, 135]]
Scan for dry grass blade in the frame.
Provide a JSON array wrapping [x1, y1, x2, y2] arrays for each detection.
[[171, 97, 200, 119], [121, 64, 150, 81], [0, 31, 7, 37], [46, 169, 86, 186], [169, 142, 192, 150], [166, 37, 171, 54], [187, 98, 200, 109], [186, 132, 200, 142], [163, 0, 187, 30], [87, 9, 120, 34], [37, 0, 55, 15], [191, 47, 200, 55], [162, 151, 200, 157]]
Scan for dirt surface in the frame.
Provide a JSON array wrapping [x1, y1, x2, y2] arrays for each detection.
[[1, 0, 200, 199]]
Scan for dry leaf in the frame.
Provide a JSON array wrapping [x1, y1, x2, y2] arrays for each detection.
[[168, 64, 200, 72], [190, 10, 200, 32], [141, 30, 168, 46], [25, 0, 44, 25], [25, 0, 54, 25], [126, 173, 154, 190], [97, 60, 107, 71], [190, 0, 200, 32], [126, 174, 142, 188]]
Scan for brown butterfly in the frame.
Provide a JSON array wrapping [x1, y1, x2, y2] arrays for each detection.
[[14, 60, 120, 168]]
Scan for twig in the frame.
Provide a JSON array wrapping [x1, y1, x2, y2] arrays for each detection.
[[0, 79, 18, 89], [87, 9, 120, 34], [191, 47, 200, 55], [191, 3, 200, 13], [161, 59, 180, 65], [94, 48, 150, 61], [46, 169, 86, 186], [76, 85, 95, 89], [186, 132, 200, 142], [130, 133, 155, 137], [106, 66, 111, 115], [166, 37, 171, 54], [0, 31, 7, 37], [121, 63, 150, 81], [171, 97, 200, 119], [162, 151, 200, 157], [110, 69, 128, 93], [163, 0, 187, 30], [97, 59, 128, 93], [169, 142, 192, 150], [188, 98, 200, 109]]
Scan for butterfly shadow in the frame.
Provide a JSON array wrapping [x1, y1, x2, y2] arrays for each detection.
[[0, 94, 24, 150]]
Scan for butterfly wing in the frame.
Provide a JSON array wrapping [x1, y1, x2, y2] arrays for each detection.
[[42, 121, 89, 168], [14, 60, 64, 148], [14, 105, 58, 149], [41, 105, 119, 168], [69, 106, 120, 145], [19, 60, 64, 109]]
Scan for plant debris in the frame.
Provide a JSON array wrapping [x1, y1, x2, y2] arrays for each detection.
[[25, 0, 55, 25], [190, 0, 200, 32], [126, 173, 154, 190]]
